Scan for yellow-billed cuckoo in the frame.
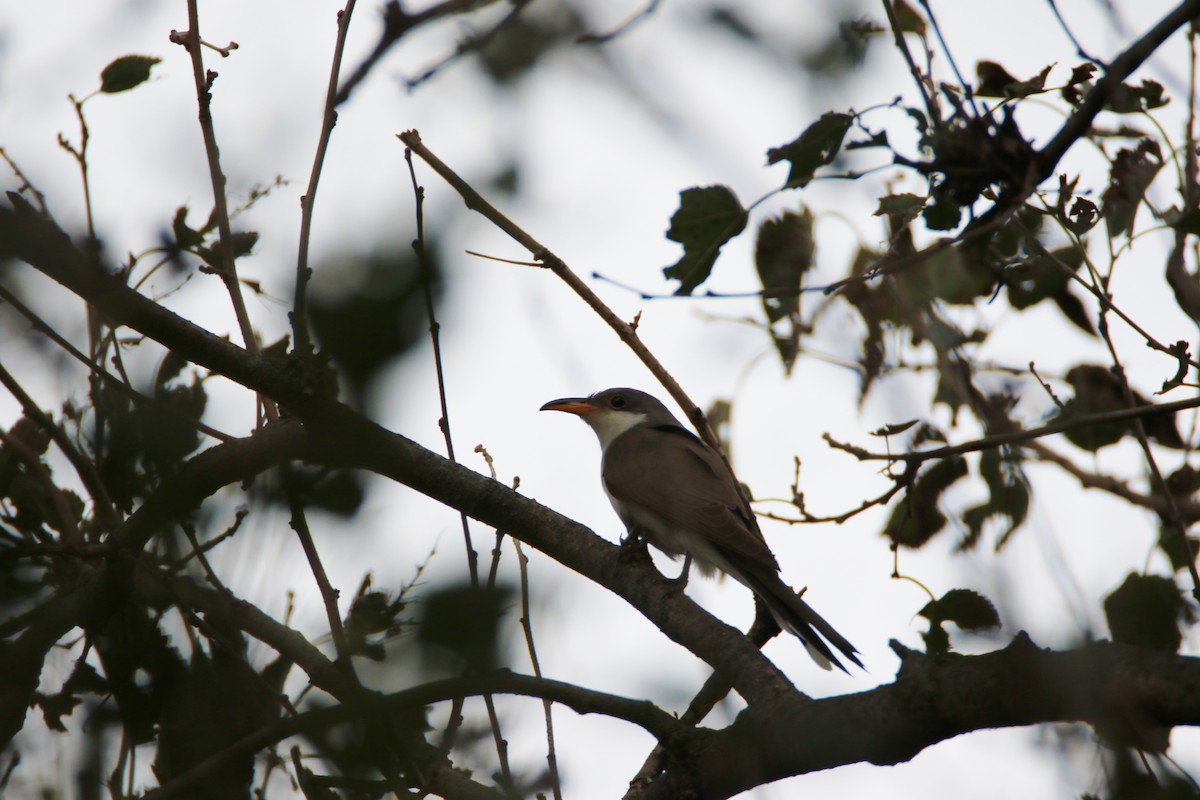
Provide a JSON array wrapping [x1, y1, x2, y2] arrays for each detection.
[[541, 387, 862, 672]]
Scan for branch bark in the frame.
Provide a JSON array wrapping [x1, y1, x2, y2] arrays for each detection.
[[632, 634, 1200, 799]]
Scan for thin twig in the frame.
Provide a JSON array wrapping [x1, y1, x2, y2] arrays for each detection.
[[285, 471, 353, 669], [405, 0, 529, 89], [824, 394, 1200, 465], [0, 148, 48, 214], [404, 147, 479, 587], [1044, 0, 1100, 62], [577, 0, 661, 44], [293, 0, 357, 356], [169, 3, 266, 396], [1097, 308, 1200, 599], [881, 0, 939, 126], [335, 0, 506, 106], [916, 0, 978, 116], [397, 130, 724, 454], [405, 151, 516, 793], [514, 539, 563, 800]]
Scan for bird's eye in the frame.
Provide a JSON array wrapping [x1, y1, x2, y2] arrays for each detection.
[[609, 394, 627, 409]]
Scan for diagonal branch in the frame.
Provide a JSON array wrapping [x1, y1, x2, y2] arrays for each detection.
[[0, 194, 796, 707]]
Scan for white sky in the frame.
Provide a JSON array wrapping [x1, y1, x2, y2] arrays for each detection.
[[1, 0, 1198, 797]]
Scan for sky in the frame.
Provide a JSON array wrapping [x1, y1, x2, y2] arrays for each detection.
[[1, 0, 1198, 797]]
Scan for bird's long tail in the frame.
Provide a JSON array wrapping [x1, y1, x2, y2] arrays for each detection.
[[737, 568, 863, 673]]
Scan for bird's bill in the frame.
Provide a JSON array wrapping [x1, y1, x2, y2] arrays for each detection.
[[539, 397, 598, 416]]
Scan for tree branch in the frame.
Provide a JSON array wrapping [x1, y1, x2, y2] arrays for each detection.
[[0, 194, 796, 706], [635, 634, 1200, 799]]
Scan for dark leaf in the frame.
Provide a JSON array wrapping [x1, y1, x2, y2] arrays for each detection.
[[310, 248, 434, 404], [911, 423, 947, 447], [1165, 206, 1200, 237], [100, 55, 161, 94], [417, 584, 512, 672], [1103, 573, 1189, 652], [1065, 196, 1099, 235], [961, 449, 1029, 550], [1052, 290, 1096, 336], [1157, 525, 1200, 575], [34, 690, 83, 732], [767, 112, 854, 188], [1058, 364, 1182, 450], [871, 419, 919, 437], [195, 231, 258, 268], [230, 231, 258, 259], [891, 0, 926, 34], [1005, 245, 1085, 312], [1067, 62, 1097, 86], [883, 456, 969, 548], [1105, 79, 1169, 114], [846, 129, 889, 150], [976, 61, 1052, 99], [662, 186, 748, 295], [1102, 139, 1163, 238], [154, 649, 277, 795], [922, 193, 962, 231], [477, 10, 578, 85], [146, 379, 207, 470], [755, 208, 814, 323], [171, 206, 204, 248], [975, 61, 1018, 96], [919, 588, 1001, 630]]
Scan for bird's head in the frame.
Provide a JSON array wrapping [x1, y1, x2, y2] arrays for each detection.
[[540, 388, 678, 449]]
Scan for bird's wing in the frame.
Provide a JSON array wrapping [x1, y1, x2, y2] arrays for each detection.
[[602, 424, 778, 570]]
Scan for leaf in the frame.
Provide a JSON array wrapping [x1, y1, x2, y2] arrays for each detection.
[[891, 0, 926, 34], [919, 588, 1001, 631], [1004, 247, 1076, 307], [767, 112, 853, 188], [976, 62, 1052, 99], [100, 55, 162, 94], [871, 419, 919, 437], [195, 231, 259, 268], [846, 129, 889, 150], [1065, 196, 1099, 235], [171, 206, 204, 248], [921, 192, 962, 231], [960, 448, 1029, 550], [662, 186, 748, 295], [883, 456, 968, 549], [1057, 364, 1183, 451], [274, 467, 365, 518], [754, 208, 814, 323], [417, 584, 513, 671], [1105, 79, 1169, 114], [1067, 62, 1098, 86], [310, 248, 433, 404], [1103, 573, 1189, 652], [1101, 139, 1163, 238], [1165, 206, 1200, 237]]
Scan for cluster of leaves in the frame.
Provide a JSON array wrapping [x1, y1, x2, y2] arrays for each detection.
[[652, 2, 1198, 682]]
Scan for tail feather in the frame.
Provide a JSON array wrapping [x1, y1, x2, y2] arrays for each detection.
[[739, 568, 863, 673]]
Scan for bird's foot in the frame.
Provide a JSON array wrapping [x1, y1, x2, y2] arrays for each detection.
[[664, 554, 693, 589]]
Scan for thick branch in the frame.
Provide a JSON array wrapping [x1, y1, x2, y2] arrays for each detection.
[[635, 634, 1200, 800], [0, 195, 795, 706]]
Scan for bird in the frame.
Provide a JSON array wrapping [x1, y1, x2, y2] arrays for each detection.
[[541, 387, 862, 672]]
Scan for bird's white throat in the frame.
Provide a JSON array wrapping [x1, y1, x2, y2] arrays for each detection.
[[584, 410, 648, 451]]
